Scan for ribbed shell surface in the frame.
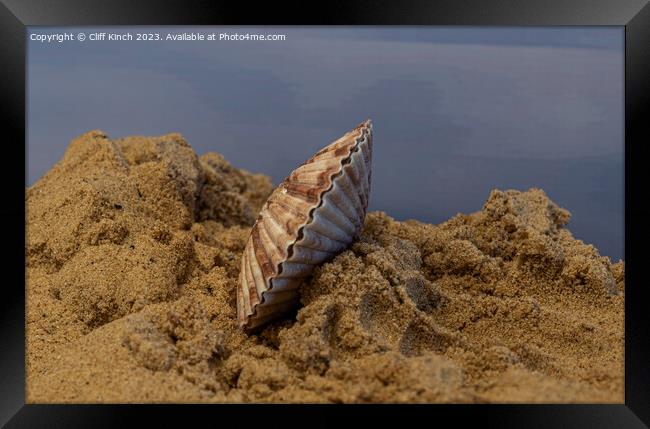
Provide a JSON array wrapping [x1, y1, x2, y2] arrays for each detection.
[[237, 120, 373, 331]]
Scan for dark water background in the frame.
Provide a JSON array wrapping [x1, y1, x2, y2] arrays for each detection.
[[27, 27, 624, 260]]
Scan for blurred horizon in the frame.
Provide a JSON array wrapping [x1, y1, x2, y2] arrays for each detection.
[[27, 26, 624, 260]]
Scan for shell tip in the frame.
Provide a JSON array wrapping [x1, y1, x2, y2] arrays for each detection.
[[356, 119, 372, 131]]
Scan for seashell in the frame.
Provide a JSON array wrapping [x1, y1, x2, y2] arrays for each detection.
[[237, 120, 373, 331]]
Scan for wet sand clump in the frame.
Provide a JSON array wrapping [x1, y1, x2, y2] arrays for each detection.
[[26, 131, 624, 403]]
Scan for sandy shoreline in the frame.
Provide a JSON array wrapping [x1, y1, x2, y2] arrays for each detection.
[[26, 131, 624, 403]]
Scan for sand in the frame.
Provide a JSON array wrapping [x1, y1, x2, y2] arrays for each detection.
[[26, 131, 624, 403]]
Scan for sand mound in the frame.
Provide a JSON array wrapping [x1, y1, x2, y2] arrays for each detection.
[[26, 131, 624, 403]]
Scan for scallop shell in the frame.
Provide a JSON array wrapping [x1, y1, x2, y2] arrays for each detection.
[[237, 120, 373, 331]]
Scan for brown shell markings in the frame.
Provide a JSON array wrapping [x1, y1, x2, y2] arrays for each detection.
[[237, 120, 373, 331]]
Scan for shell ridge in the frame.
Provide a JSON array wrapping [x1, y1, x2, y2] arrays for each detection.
[[327, 176, 364, 229], [275, 260, 314, 279], [289, 243, 336, 264], [236, 279, 246, 324], [239, 248, 253, 315], [315, 193, 358, 237], [247, 239, 268, 298], [295, 226, 348, 253], [338, 165, 366, 220], [289, 170, 334, 188], [291, 157, 342, 175], [259, 213, 291, 259], [263, 293, 300, 307], [260, 215, 292, 257], [268, 199, 309, 228], [349, 148, 369, 209], [251, 223, 280, 280], [355, 139, 371, 197], [269, 277, 301, 292], [255, 219, 290, 286], [284, 182, 320, 204], [329, 156, 362, 227], [308, 206, 355, 243], [243, 248, 260, 309], [342, 151, 363, 189], [265, 203, 303, 238]]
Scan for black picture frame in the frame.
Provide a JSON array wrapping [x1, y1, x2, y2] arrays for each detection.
[[3, 0, 649, 427]]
